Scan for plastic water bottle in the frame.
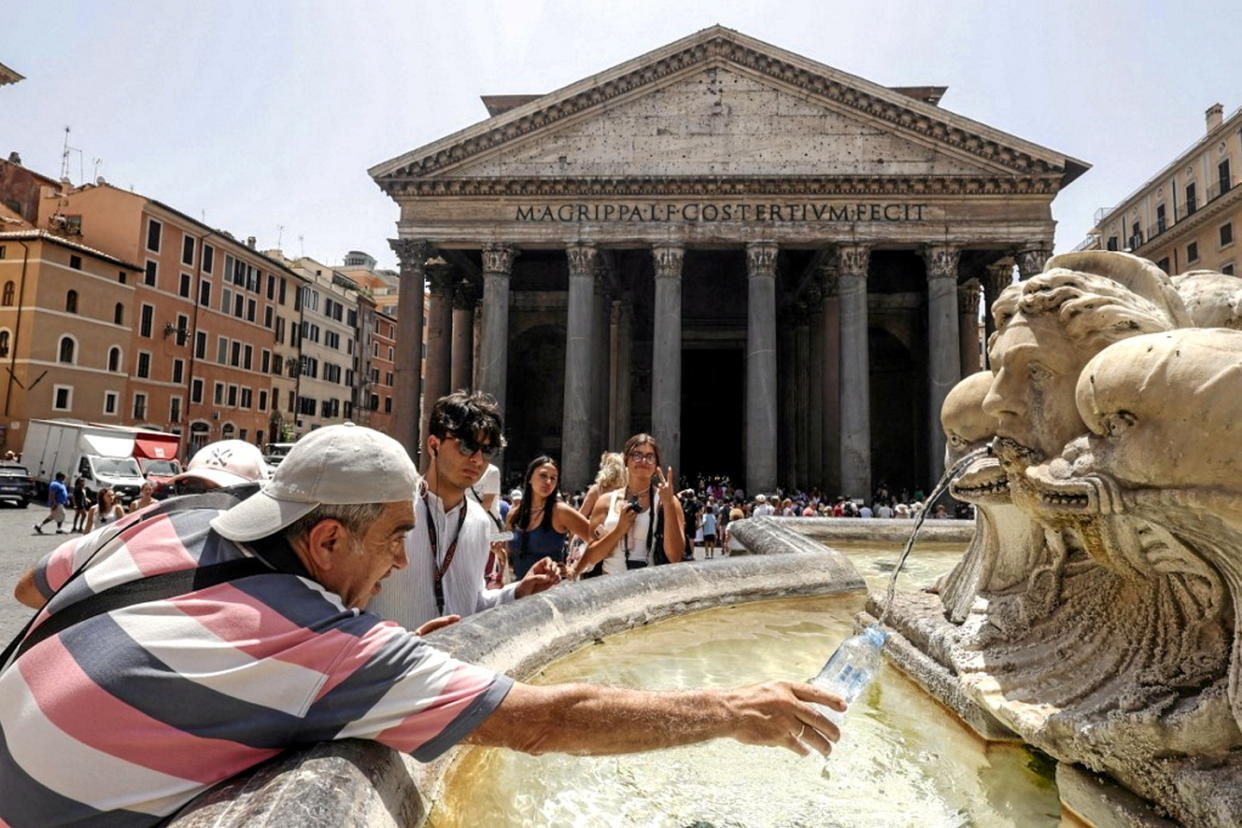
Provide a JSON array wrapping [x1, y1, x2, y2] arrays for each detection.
[[810, 624, 887, 727]]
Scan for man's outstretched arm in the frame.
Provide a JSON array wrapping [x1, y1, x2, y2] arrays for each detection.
[[465, 680, 844, 758]]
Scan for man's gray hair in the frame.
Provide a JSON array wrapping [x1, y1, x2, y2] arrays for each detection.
[[283, 502, 386, 543]]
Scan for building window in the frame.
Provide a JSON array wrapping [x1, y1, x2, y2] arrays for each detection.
[[114, 303, 124, 325], [240, 388, 252, 408], [194, 330, 206, 359], [1221, 223, 1234, 247], [243, 344, 253, 370], [227, 385, 238, 406], [0, 281, 12, 306], [384, 396, 392, 413], [133, 392, 147, 420], [1129, 221, 1141, 249], [1186, 182, 1197, 215], [263, 305, 273, 328], [0, 329, 8, 358], [65, 290, 77, 313], [1220, 159, 1232, 196], [172, 358, 184, 384], [202, 244, 214, 274], [140, 304, 154, 337], [234, 293, 244, 318], [247, 298, 256, 322], [1223, 263, 1236, 276], [213, 382, 224, 405], [191, 378, 203, 403], [103, 391, 118, 415], [266, 274, 276, 300], [199, 280, 211, 307], [0, 246, 5, 259], [146, 218, 162, 252], [175, 313, 189, 346], [179, 272, 192, 298], [144, 260, 158, 287], [1156, 203, 1167, 234], [1106, 236, 1118, 251], [170, 396, 182, 423], [1156, 257, 1170, 274], [118, 270, 127, 284], [181, 235, 195, 267], [258, 389, 268, 411], [57, 335, 76, 364], [136, 351, 151, 378], [216, 336, 227, 364], [53, 385, 72, 411], [107, 346, 121, 372], [69, 254, 82, 270], [230, 340, 241, 367], [221, 422, 236, 440], [1188, 241, 1200, 263], [221, 287, 231, 313]]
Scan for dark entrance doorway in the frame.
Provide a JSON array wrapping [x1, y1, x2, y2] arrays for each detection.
[[681, 347, 744, 485]]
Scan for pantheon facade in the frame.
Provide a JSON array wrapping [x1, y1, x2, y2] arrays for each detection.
[[371, 26, 1087, 496]]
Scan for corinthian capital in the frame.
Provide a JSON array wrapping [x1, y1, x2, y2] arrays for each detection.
[[651, 244, 684, 280], [837, 243, 870, 278], [746, 241, 779, 277], [923, 244, 960, 281], [425, 258, 455, 294], [1015, 243, 1052, 280], [388, 238, 430, 273], [481, 242, 519, 275], [565, 242, 598, 276], [958, 279, 982, 315]]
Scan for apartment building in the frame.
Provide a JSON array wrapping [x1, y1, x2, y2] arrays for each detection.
[[24, 178, 308, 455], [0, 231, 141, 451], [367, 309, 397, 433], [1087, 103, 1242, 275]]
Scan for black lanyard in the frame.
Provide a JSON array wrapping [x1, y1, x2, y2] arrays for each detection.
[[425, 495, 468, 616]]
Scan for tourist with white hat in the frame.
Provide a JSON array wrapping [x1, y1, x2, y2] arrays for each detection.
[[2, 421, 847, 825]]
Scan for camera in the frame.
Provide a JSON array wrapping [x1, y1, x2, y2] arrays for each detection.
[[626, 495, 643, 514]]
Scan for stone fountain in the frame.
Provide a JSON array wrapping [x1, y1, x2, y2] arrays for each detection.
[[870, 251, 1242, 826]]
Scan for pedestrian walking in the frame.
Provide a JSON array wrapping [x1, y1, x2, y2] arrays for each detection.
[[33, 473, 70, 535], [70, 478, 89, 532]]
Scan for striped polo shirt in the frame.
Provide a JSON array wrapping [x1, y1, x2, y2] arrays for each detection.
[[0, 506, 512, 826]]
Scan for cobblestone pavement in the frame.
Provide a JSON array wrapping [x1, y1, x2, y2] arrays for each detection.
[[0, 502, 77, 646]]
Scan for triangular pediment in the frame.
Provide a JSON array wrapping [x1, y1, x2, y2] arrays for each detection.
[[439, 65, 1000, 179], [371, 26, 1088, 191]]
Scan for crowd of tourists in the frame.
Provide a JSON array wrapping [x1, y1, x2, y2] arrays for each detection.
[[1, 390, 845, 826]]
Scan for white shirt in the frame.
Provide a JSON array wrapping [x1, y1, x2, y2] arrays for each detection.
[[369, 489, 517, 631], [599, 489, 654, 574], [753, 504, 775, 517], [467, 463, 502, 525]]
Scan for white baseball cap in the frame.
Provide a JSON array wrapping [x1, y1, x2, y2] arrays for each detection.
[[169, 440, 269, 489], [211, 423, 419, 542]]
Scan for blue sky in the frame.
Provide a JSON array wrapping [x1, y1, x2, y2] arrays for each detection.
[[4, 0, 1240, 269]]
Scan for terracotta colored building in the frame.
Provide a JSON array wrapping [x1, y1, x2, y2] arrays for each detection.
[[366, 309, 397, 433], [0, 230, 141, 451]]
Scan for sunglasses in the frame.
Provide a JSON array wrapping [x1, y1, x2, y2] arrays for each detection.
[[448, 434, 499, 460]]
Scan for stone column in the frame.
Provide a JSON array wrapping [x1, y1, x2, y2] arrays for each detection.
[[388, 238, 429, 460], [806, 282, 825, 490], [1015, 243, 1052, 281], [591, 261, 610, 462], [478, 243, 518, 414], [957, 279, 982, 377], [777, 316, 797, 488], [819, 260, 841, 497], [421, 258, 455, 447], [651, 245, 683, 477], [450, 280, 476, 391], [793, 305, 811, 490], [561, 242, 597, 492], [923, 244, 961, 484], [746, 242, 779, 494], [838, 244, 871, 500], [982, 260, 1014, 349], [608, 297, 632, 447]]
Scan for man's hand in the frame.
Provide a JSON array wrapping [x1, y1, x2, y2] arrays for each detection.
[[414, 615, 460, 636], [515, 556, 562, 598], [720, 681, 845, 757]]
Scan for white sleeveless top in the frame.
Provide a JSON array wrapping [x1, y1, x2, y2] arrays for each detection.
[[600, 489, 654, 575]]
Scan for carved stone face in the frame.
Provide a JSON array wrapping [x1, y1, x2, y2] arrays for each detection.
[[983, 314, 1090, 462], [1074, 329, 1242, 492], [941, 371, 1009, 503]]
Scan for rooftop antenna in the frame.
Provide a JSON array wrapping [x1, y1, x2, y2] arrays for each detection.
[[298, 234, 305, 258], [59, 126, 83, 183], [92, 157, 103, 182], [277, 224, 284, 249]]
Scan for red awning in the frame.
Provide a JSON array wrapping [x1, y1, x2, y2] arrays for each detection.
[[134, 436, 178, 460]]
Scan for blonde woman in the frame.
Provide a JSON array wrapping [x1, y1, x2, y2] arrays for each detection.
[[568, 452, 627, 578]]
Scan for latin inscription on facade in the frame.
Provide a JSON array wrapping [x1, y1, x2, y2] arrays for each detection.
[[515, 202, 930, 223]]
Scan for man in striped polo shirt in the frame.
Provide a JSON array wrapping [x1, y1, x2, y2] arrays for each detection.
[[2, 424, 846, 826]]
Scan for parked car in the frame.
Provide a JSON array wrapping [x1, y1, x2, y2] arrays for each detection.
[[0, 462, 37, 507]]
